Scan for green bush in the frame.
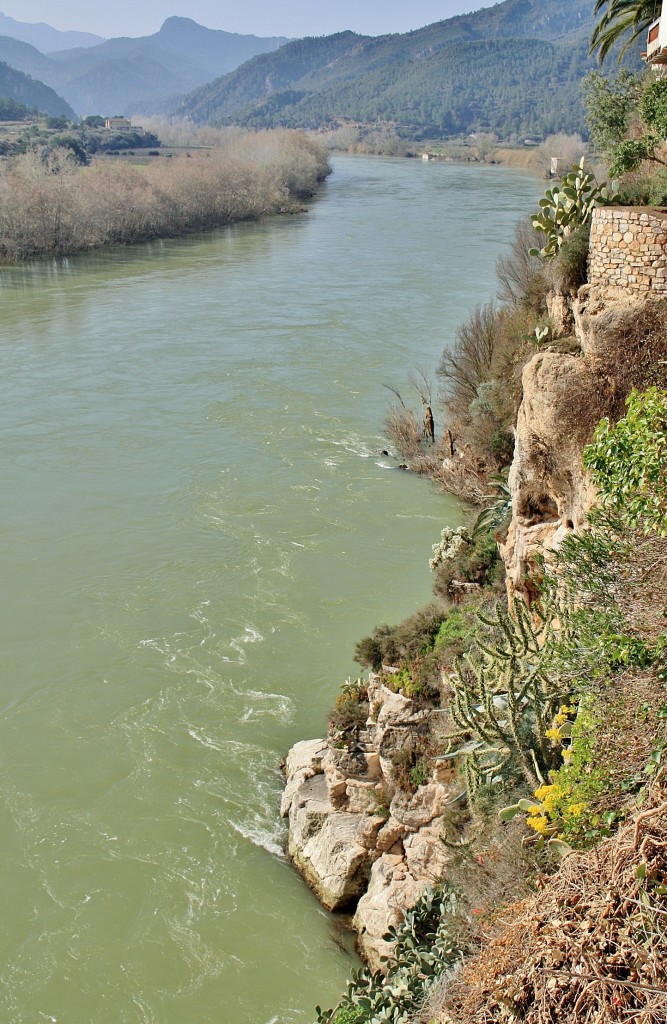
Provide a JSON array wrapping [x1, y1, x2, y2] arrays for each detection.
[[314, 886, 460, 1024], [328, 680, 369, 736], [409, 758, 430, 789], [548, 221, 591, 292], [332, 1008, 365, 1024], [617, 169, 667, 207], [583, 387, 667, 537], [432, 528, 502, 602], [354, 604, 447, 670], [433, 608, 470, 658], [640, 78, 667, 141]]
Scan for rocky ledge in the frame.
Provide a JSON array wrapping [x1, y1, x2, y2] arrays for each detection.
[[281, 675, 463, 970]]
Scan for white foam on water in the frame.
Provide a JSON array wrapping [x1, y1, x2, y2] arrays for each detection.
[[317, 431, 387, 462], [395, 512, 445, 521], [229, 625, 264, 663], [187, 728, 223, 752], [236, 689, 295, 722], [228, 820, 285, 859]]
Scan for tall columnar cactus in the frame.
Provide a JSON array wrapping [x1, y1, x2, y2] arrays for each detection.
[[529, 158, 617, 260], [449, 599, 565, 792]]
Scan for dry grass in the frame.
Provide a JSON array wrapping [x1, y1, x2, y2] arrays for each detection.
[[430, 772, 667, 1024], [612, 534, 667, 644], [583, 670, 667, 826], [0, 129, 329, 261], [423, 445, 488, 505], [587, 299, 667, 422]]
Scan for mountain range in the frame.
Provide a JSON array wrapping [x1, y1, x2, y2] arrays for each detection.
[[177, 0, 633, 139], [0, 15, 289, 116], [0, 0, 643, 138], [0, 12, 104, 52]]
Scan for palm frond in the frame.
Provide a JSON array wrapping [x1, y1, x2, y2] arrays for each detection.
[[590, 0, 661, 62]]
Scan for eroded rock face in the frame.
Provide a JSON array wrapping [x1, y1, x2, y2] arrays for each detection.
[[501, 346, 597, 606], [282, 679, 457, 959], [367, 678, 432, 779], [501, 281, 667, 607], [353, 852, 438, 971], [283, 281, 657, 971]]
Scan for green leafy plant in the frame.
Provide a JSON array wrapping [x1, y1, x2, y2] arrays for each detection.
[[430, 526, 502, 602], [529, 159, 617, 261], [471, 471, 512, 540], [548, 221, 592, 292], [583, 387, 667, 537], [328, 678, 370, 736], [589, 0, 660, 63], [314, 886, 460, 1024]]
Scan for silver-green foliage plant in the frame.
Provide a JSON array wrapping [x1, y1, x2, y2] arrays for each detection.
[[449, 600, 564, 793], [314, 887, 459, 1024], [583, 386, 667, 537], [429, 526, 471, 572], [529, 159, 617, 261]]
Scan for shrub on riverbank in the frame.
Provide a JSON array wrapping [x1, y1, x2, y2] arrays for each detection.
[[0, 128, 330, 261], [384, 220, 547, 495], [318, 389, 667, 1024]]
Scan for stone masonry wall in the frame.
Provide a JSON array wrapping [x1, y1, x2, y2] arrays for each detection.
[[589, 206, 667, 297]]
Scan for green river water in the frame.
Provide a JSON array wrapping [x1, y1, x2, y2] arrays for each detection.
[[0, 155, 539, 1024]]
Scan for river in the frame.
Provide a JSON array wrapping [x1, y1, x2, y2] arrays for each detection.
[[0, 155, 539, 1024]]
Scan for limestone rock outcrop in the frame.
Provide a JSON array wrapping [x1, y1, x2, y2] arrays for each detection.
[[500, 281, 657, 605], [282, 677, 461, 963], [501, 346, 597, 605]]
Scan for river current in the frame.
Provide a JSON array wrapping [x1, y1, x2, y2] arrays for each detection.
[[0, 155, 539, 1023]]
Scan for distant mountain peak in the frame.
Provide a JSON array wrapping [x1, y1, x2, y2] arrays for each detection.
[[159, 17, 206, 32], [0, 11, 105, 52], [156, 15, 289, 44]]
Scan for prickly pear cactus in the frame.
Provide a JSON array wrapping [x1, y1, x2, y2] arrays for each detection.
[[530, 158, 617, 260]]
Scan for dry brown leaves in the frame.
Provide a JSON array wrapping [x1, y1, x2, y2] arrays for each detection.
[[613, 534, 667, 645], [438, 772, 667, 1024]]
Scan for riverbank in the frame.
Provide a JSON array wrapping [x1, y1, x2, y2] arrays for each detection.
[[317, 126, 597, 179], [0, 128, 329, 262], [295, 208, 667, 1020]]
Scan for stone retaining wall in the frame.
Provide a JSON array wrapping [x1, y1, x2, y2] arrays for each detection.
[[589, 206, 667, 297]]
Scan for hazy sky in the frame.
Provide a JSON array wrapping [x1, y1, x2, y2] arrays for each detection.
[[1, 1, 498, 40]]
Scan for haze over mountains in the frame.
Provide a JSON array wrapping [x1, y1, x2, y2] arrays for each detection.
[[0, 58, 76, 118], [0, 0, 642, 138], [0, 13, 289, 116], [0, 12, 104, 52]]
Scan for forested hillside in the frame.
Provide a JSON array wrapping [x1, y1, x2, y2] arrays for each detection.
[[178, 0, 633, 139], [229, 38, 592, 138], [0, 60, 75, 119]]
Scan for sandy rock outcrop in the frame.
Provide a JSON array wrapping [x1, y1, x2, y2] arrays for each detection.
[[282, 677, 461, 960], [501, 279, 667, 605], [501, 346, 597, 604], [499, 284, 649, 604]]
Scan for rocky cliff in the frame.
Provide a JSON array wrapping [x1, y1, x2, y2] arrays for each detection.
[[282, 676, 460, 969], [282, 278, 667, 969]]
